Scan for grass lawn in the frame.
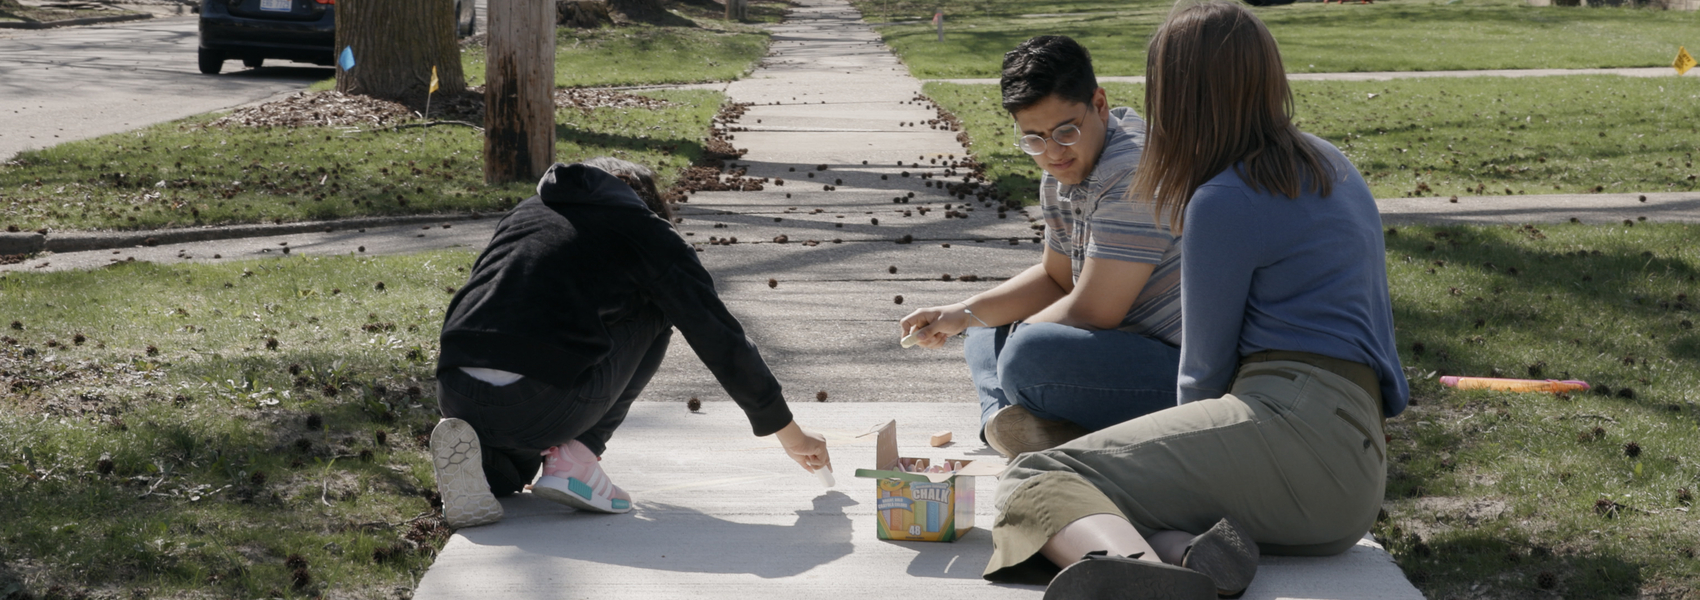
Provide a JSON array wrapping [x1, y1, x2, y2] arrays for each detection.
[[307, 0, 784, 92], [1, 224, 1697, 598], [461, 25, 771, 89], [0, 0, 781, 234], [0, 89, 725, 233], [852, 0, 1700, 79], [0, 251, 480, 599], [925, 75, 1700, 205], [1379, 222, 1700, 598]]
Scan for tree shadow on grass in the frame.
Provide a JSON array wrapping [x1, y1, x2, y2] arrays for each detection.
[[1378, 526, 1643, 599], [1384, 224, 1700, 388]]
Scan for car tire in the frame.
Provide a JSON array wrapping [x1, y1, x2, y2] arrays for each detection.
[[198, 48, 224, 75], [456, 0, 476, 37], [243, 57, 264, 69]]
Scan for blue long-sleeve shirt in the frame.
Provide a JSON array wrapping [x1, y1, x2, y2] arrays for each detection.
[[1176, 135, 1409, 417]]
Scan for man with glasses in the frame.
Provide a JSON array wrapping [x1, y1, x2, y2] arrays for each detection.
[[898, 35, 1181, 458]]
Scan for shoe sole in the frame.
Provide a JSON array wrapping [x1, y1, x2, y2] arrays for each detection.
[[986, 405, 1090, 458], [1182, 517, 1260, 599], [1044, 556, 1216, 600], [431, 418, 503, 529], [533, 474, 632, 514]]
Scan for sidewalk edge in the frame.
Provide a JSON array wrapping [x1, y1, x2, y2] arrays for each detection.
[[0, 12, 153, 29], [38, 212, 499, 254]]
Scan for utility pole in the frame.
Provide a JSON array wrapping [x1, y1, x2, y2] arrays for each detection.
[[485, 0, 556, 184]]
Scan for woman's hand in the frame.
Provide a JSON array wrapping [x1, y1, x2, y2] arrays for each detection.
[[899, 303, 971, 349], [773, 420, 831, 473]]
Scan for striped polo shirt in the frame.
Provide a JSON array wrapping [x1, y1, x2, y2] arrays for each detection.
[[1039, 106, 1181, 345]]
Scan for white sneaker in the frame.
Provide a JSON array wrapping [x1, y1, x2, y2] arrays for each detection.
[[431, 418, 503, 528]]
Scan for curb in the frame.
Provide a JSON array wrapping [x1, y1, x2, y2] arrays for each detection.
[[0, 232, 45, 255], [0, 12, 152, 29], [26, 212, 498, 255]]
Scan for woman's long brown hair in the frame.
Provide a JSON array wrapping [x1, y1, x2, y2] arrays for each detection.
[[1131, 1, 1336, 233]]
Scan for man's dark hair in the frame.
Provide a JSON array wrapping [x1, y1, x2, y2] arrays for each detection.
[[582, 156, 670, 221], [1000, 35, 1098, 114]]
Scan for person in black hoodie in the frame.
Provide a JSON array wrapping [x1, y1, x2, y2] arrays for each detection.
[[429, 158, 832, 528]]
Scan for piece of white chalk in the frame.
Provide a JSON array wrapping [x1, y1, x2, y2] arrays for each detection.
[[815, 466, 835, 487], [900, 332, 921, 348]]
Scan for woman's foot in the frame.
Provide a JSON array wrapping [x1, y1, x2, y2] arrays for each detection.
[[1180, 517, 1260, 599], [985, 405, 1090, 458], [430, 418, 504, 529], [1044, 551, 1215, 600], [532, 440, 632, 513]]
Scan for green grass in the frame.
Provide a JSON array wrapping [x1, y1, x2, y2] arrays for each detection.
[[1378, 222, 1700, 598], [852, 0, 1700, 79], [307, 0, 784, 92], [2, 225, 1697, 598], [924, 75, 1700, 205], [462, 25, 771, 89], [0, 89, 726, 233], [0, 250, 482, 599]]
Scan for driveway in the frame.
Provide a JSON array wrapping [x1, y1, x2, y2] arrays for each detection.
[[0, 15, 330, 161]]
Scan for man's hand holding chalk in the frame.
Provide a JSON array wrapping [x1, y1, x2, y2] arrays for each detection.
[[898, 303, 980, 349]]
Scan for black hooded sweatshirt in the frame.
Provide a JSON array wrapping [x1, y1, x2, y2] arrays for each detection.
[[437, 163, 793, 437]]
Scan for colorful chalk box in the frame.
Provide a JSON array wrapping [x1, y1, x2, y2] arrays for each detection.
[[854, 421, 1002, 542]]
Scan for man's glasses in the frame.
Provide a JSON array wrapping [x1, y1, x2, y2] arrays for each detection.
[[1014, 123, 1082, 156]]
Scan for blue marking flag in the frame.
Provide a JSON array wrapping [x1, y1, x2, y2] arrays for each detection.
[[338, 46, 356, 71]]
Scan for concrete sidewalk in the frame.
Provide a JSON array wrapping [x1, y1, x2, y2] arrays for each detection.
[[409, 0, 1424, 598], [414, 403, 1422, 600]]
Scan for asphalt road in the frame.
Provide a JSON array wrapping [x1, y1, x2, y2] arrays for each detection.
[[0, 15, 332, 162]]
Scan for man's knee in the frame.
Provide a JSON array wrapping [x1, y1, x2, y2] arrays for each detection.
[[996, 323, 1081, 395]]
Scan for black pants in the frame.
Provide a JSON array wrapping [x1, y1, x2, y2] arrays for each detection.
[[437, 316, 673, 496]]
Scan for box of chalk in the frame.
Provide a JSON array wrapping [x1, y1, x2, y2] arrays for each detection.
[[852, 420, 1001, 542]]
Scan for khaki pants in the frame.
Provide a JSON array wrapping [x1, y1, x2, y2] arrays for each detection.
[[982, 360, 1387, 583]]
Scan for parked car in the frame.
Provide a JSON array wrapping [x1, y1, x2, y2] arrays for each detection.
[[198, 0, 476, 75]]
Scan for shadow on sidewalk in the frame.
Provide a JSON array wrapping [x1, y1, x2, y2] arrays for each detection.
[[461, 492, 859, 578]]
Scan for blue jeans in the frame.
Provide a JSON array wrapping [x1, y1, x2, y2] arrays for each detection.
[[966, 322, 1180, 436]]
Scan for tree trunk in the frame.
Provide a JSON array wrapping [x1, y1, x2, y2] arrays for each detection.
[[484, 0, 556, 184], [723, 0, 746, 20], [335, 0, 466, 101]]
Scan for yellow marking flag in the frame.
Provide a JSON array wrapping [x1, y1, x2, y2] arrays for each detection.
[[430, 66, 440, 93], [1677, 46, 1696, 77]]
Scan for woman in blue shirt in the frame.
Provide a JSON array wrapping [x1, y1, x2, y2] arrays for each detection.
[[979, 3, 1410, 598]]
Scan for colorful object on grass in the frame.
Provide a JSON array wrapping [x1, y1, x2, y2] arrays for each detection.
[[1438, 376, 1590, 394], [338, 46, 355, 71], [1676, 46, 1696, 77]]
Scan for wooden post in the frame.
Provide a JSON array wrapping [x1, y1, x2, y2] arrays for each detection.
[[725, 0, 746, 21], [485, 0, 556, 184]]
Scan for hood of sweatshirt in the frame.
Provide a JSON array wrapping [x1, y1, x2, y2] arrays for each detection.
[[535, 162, 650, 211]]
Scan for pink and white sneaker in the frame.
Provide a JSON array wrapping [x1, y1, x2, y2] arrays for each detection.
[[531, 440, 632, 513]]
